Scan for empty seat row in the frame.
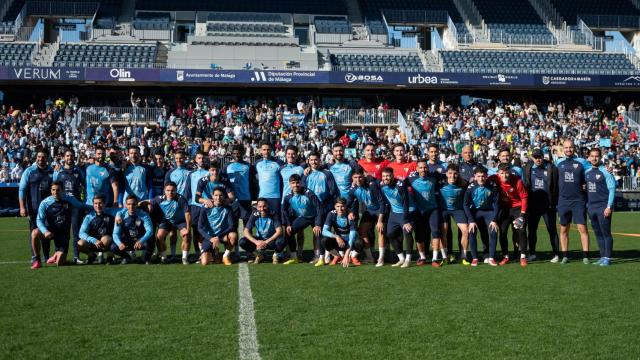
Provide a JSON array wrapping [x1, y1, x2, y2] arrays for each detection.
[[133, 20, 170, 30], [206, 12, 281, 23], [206, 23, 287, 33], [331, 53, 424, 72], [315, 17, 351, 34], [52, 61, 157, 68], [440, 50, 638, 75], [54, 43, 156, 65]]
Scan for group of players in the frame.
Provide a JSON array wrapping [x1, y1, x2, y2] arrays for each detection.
[[19, 138, 617, 270]]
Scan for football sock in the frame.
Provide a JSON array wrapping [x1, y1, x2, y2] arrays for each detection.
[[432, 250, 438, 261], [419, 251, 427, 260], [223, 249, 231, 257], [378, 247, 385, 261], [170, 244, 176, 256], [182, 250, 188, 259], [329, 250, 340, 257], [397, 253, 405, 262], [582, 251, 589, 259]]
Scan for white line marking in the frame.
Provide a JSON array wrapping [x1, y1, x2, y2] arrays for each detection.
[[238, 263, 261, 360], [0, 261, 29, 265]]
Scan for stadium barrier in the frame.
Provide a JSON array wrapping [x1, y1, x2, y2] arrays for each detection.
[[621, 176, 640, 192], [77, 107, 163, 124], [0, 184, 19, 217], [316, 108, 399, 126]]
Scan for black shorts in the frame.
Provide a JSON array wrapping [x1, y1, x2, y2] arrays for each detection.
[[190, 205, 203, 227], [158, 220, 187, 232], [359, 211, 381, 226], [442, 209, 467, 225], [558, 202, 586, 226]]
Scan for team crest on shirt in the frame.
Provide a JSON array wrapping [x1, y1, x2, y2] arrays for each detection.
[[375, 165, 380, 169], [437, 168, 443, 173], [100, 170, 106, 177], [404, 167, 409, 172], [544, 171, 547, 176], [509, 187, 514, 193], [596, 174, 601, 180], [136, 219, 142, 227], [573, 164, 579, 169]]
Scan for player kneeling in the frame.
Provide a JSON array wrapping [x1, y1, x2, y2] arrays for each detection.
[[198, 187, 237, 266], [240, 198, 286, 264], [146, 182, 191, 265], [111, 195, 154, 264], [322, 198, 363, 267], [32, 181, 92, 269], [78, 194, 119, 264], [282, 174, 323, 264]]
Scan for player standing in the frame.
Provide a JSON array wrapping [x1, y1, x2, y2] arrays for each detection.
[[585, 148, 616, 266]]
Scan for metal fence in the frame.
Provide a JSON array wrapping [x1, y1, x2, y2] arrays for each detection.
[[77, 107, 163, 124], [316, 108, 399, 126], [621, 176, 640, 191]]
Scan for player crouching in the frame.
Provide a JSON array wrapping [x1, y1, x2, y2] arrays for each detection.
[[321, 198, 363, 267], [197, 187, 237, 266], [240, 198, 286, 264]]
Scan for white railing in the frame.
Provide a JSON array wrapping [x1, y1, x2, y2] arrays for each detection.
[[78, 107, 164, 124], [620, 176, 640, 191], [627, 111, 640, 129], [316, 108, 400, 126], [13, 1, 27, 36], [314, 32, 351, 45], [577, 17, 604, 51], [15, 26, 34, 41], [130, 28, 171, 41], [444, 15, 460, 49], [488, 29, 559, 47]]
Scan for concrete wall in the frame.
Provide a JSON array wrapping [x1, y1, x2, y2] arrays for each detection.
[[167, 44, 319, 69]]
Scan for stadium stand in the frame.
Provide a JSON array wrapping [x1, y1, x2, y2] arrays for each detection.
[[133, 12, 171, 30], [549, 0, 640, 26], [331, 52, 424, 72], [314, 17, 351, 34], [357, 0, 470, 42], [439, 50, 637, 74], [134, 0, 347, 15], [0, 42, 35, 66], [52, 43, 157, 68], [0, 22, 15, 35], [472, 0, 556, 45]]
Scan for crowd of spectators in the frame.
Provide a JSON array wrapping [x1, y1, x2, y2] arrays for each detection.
[[0, 93, 639, 188]]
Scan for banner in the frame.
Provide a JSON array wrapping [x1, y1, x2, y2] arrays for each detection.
[[282, 113, 306, 127], [3, 66, 84, 80], [85, 68, 160, 82], [0, 65, 639, 89], [159, 69, 329, 84]]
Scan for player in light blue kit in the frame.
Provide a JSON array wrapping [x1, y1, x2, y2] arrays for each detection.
[[85, 146, 119, 207]]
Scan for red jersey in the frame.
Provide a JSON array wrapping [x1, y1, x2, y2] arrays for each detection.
[[387, 161, 417, 181], [358, 158, 390, 180], [488, 174, 528, 212]]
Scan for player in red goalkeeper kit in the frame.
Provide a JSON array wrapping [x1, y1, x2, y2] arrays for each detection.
[[489, 163, 529, 267]]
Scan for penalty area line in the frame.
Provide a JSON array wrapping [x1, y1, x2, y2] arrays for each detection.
[[238, 263, 261, 360]]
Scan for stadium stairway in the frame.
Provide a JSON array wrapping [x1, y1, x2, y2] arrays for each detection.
[[32, 43, 56, 66]]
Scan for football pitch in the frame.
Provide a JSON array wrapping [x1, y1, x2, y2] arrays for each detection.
[[1, 215, 640, 359]]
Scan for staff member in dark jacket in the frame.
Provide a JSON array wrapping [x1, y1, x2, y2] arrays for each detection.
[[522, 149, 559, 262]]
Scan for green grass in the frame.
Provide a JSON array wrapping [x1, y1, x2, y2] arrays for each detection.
[[1, 215, 640, 359]]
